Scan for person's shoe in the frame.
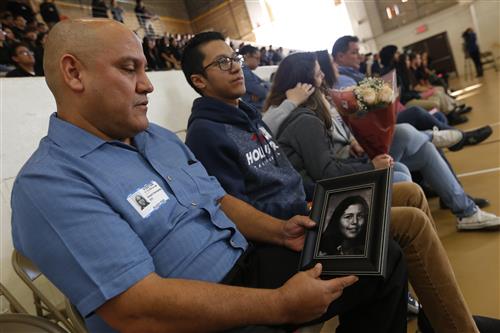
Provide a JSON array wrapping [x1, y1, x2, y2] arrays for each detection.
[[407, 293, 420, 316], [447, 111, 468, 125], [431, 127, 463, 148], [440, 196, 490, 209], [454, 105, 473, 115], [448, 125, 492, 151], [464, 125, 492, 145], [457, 209, 500, 231]]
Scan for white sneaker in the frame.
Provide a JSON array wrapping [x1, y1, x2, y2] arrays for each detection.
[[431, 127, 463, 148], [457, 208, 500, 230]]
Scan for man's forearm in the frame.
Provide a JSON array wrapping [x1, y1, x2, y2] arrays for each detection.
[[97, 273, 287, 333], [220, 195, 285, 246]]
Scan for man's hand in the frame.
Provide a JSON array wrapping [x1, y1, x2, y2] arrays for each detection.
[[371, 154, 394, 169], [277, 264, 358, 324], [349, 139, 365, 157], [286, 83, 315, 106], [282, 215, 316, 251]]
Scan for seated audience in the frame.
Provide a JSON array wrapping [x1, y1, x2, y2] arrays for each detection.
[[142, 36, 163, 71], [6, 42, 36, 77], [12, 19, 409, 333], [7, 0, 35, 24], [0, 27, 15, 73], [182, 31, 499, 333], [161, 36, 181, 69], [39, 0, 60, 28], [109, 0, 124, 23], [34, 31, 47, 75], [91, 0, 109, 18], [1, 12, 15, 29], [264, 51, 500, 231], [11, 15, 26, 40], [135, 0, 155, 37], [371, 53, 382, 77], [239, 44, 271, 111]]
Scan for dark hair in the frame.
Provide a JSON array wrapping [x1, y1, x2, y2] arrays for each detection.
[[395, 52, 412, 89], [332, 35, 359, 57], [239, 44, 258, 56], [379, 44, 398, 67], [320, 195, 369, 254], [331, 195, 368, 229], [9, 42, 30, 59], [408, 51, 418, 62], [181, 31, 225, 95], [315, 50, 336, 89], [263, 52, 332, 129]]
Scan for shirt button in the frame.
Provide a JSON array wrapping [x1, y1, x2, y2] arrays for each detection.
[[191, 202, 197, 206], [230, 240, 236, 247], [167, 176, 172, 181]]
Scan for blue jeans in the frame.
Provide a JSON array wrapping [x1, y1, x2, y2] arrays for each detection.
[[397, 106, 453, 131], [389, 124, 476, 218], [393, 162, 412, 183]]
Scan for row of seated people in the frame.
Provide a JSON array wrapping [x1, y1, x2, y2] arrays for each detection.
[[11, 19, 500, 333], [0, 11, 49, 77]]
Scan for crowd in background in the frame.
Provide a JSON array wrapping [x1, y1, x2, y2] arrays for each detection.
[[0, 0, 286, 77]]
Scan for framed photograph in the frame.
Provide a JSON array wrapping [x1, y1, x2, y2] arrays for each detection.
[[299, 167, 393, 277]]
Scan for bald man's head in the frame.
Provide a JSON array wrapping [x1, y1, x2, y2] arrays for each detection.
[[42, 18, 154, 143], [44, 19, 138, 99]]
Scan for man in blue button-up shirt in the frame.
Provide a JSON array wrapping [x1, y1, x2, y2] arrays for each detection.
[[11, 19, 363, 333]]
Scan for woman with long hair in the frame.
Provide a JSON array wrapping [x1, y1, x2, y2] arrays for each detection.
[[319, 195, 368, 256], [264, 52, 405, 189]]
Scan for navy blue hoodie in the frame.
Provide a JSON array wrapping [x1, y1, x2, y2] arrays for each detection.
[[186, 96, 308, 220]]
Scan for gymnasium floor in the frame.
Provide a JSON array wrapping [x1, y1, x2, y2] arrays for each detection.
[[322, 67, 500, 332]]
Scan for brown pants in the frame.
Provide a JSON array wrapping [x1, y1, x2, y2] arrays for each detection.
[[391, 182, 478, 333]]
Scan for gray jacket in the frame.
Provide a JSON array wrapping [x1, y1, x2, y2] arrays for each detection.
[[274, 107, 373, 188]]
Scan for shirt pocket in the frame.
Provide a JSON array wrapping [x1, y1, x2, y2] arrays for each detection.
[[180, 162, 220, 195]]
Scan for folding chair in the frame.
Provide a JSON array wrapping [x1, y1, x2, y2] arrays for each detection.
[[0, 282, 28, 314], [0, 313, 68, 333], [11, 250, 74, 332], [64, 298, 88, 333]]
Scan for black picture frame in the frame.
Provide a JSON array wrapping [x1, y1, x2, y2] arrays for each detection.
[[299, 168, 393, 278]]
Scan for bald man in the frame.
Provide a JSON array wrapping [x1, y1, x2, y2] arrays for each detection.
[[11, 19, 408, 333]]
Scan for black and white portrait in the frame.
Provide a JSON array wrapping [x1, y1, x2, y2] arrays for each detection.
[[317, 187, 373, 257], [135, 194, 150, 210]]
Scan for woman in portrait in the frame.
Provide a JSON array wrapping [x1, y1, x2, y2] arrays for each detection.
[[319, 195, 369, 256]]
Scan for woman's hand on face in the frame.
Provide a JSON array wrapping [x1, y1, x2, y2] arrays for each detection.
[[286, 83, 315, 106]]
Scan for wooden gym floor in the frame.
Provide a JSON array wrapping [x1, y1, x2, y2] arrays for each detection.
[[322, 67, 500, 332]]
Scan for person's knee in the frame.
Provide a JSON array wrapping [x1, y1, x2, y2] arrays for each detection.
[[390, 207, 431, 247], [392, 182, 425, 208]]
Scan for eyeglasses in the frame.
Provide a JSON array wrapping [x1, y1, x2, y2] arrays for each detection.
[[203, 54, 244, 72], [17, 50, 34, 56]]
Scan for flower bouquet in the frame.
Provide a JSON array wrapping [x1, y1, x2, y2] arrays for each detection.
[[330, 70, 397, 159]]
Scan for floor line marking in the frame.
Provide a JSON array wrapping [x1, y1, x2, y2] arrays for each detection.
[[457, 167, 500, 178]]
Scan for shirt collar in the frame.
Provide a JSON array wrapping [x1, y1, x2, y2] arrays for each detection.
[[47, 113, 110, 157]]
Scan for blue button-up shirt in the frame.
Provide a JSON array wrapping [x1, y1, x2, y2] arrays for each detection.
[[11, 114, 247, 332]]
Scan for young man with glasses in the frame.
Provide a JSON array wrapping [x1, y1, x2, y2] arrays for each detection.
[[6, 42, 36, 77], [239, 44, 271, 111], [182, 31, 408, 332]]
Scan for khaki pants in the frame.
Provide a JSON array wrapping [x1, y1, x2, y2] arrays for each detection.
[[405, 98, 440, 111], [391, 182, 478, 333]]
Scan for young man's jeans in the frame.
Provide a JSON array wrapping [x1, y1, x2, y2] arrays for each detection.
[[391, 182, 479, 333], [397, 106, 453, 131], [389, 124, 476, 218]]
